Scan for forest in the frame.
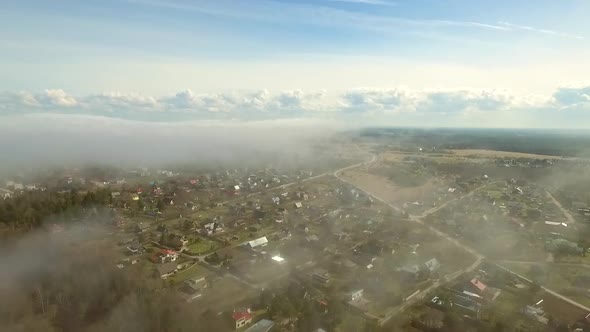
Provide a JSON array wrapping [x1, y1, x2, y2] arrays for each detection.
[[0, 188, 113, 234]]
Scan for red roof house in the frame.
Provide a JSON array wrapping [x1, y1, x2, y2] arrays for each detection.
[[232, 309, 252, 329]]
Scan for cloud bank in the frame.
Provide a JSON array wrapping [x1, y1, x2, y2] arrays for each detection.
[[1, 84, 590, 173], [2, 84, 588, 120]]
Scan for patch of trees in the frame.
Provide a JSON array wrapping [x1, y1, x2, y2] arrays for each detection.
[[261, 280, 346, 332], [0, 189, 112, 231]]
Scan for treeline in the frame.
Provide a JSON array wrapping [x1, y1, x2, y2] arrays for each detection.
[[360, 128, 590, 158], [0, 189, 113, 231]]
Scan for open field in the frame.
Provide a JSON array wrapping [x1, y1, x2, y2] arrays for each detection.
[[187, 275, 258, 315], [538, 292, 589, 325], [450, 149, 563, 159], [340, 169, 441, 207]]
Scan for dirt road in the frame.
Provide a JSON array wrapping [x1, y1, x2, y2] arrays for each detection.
[[334, 153, 590, 325], [546, 189, 576, 224]]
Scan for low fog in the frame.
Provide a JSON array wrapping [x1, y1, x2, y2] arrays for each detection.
[[0, 114, 346, 173]]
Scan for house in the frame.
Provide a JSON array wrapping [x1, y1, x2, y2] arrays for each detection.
[[294, 202, 303, 209], [151, 249, 178, 263], [135, 222, 150, 233], [522, 305, 548, 324], [156, 262, 178, 279], [347, 288, 371, 312], [306, 234, 319, 242], [400, 264, 422, 281], [248, 236, 268, 249], [470, 278, 487, 294], [180, 277, 208, 302], [0, 188, 13, 200], [244, 319, 275, 332], [452, 295, 481, 317], [424, 258, 440, 273], [232, 309, 253, 329], [126, 242, 145, 254], [350, 289, 364, 302], [311, 269, 331, 285]]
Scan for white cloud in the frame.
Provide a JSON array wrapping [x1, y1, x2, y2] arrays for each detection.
[[3, 89, 77, 108], [126, 0, 526, 36], [552, 83, 590, 111], [340, 88, 545, 115], [341, 88, 417, 113], [498, 21, 584, 40], [0, 85, 587, 127]]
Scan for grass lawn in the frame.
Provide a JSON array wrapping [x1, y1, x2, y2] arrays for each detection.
[[167, 262, 212, 284], [187, 238, 219, 254]]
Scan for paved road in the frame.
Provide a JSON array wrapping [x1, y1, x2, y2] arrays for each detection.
[[546, 189, 576, 224], [333, 153, 590, 324]]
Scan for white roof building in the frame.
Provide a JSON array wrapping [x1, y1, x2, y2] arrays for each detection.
[[248, 236, 268, 248]]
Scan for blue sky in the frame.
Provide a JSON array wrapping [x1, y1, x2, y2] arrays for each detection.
[[1, 0, 590, 127]]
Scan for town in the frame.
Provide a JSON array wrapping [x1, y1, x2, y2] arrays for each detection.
[[3, 131, 590, 332]]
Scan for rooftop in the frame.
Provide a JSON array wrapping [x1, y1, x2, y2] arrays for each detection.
[[244, 319, 275, 332]]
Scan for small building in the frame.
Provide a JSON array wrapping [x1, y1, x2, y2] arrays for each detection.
[[232, 309, 253, 329], [424, 258, 440, 273], [311, 269, 331, 285], [350, 289, 364, 302], [271, 255, 285, 264], [180, 277, 208, 302], [248, 236, 268, 249], [156, 262, 178, 279], [126, 242, 145, 254], [151, 249, 179, 263], [135, 222, 150, 233], [400, 264, 422, 281], [470, 278, 487, 294], [294, 202, 303, 209], [452, 295, 481, 317], [522, 305, 548, 324], [0, 188, 13, 200]]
